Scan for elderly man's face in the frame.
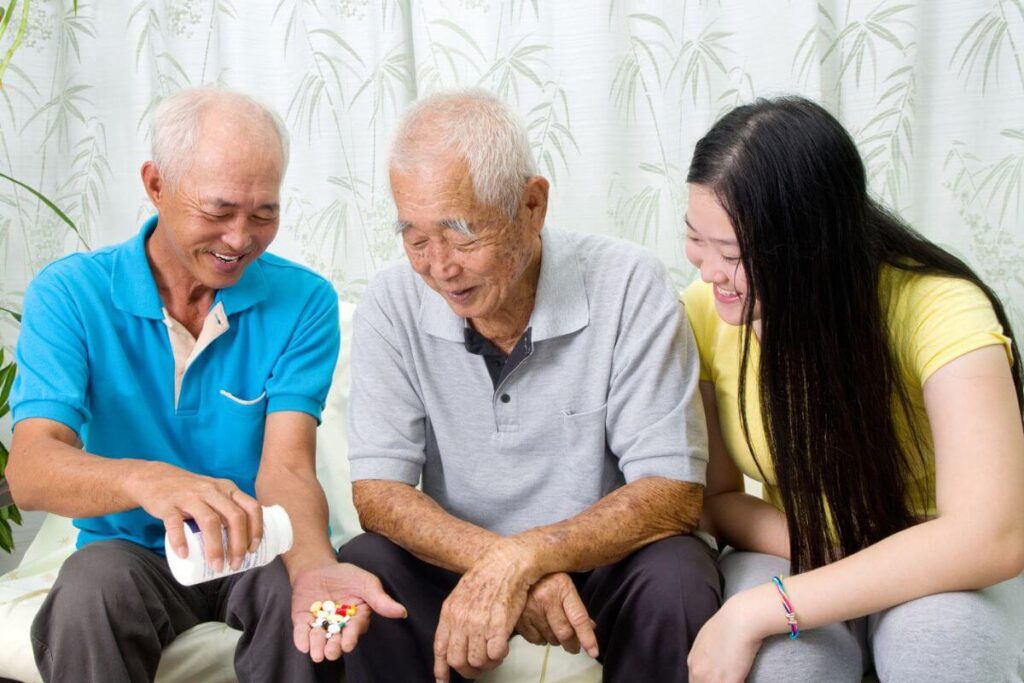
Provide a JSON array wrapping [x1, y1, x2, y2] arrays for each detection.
[[391, 155, 547, 324], [143, 111, 282, 291]]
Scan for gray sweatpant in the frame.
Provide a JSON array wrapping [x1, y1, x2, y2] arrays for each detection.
[[721, 550, 1024, 682], [30, 539, 342, 683]]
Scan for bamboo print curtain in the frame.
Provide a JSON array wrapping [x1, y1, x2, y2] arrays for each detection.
[[2, 0, 1023, 353]]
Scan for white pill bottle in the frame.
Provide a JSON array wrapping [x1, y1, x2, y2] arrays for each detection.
[[164, 504, 293, 586]]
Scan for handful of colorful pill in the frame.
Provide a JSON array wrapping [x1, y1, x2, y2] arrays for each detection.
[[309, 600, 358, 638]]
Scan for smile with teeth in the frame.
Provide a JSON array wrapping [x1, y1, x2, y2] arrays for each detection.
[[212, 251, 244, 263], [714, 284, 740, 301]]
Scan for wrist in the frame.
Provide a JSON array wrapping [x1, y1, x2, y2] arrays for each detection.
[[283, 542, 338, 582], [727, 583, 786, 643], [481, 535, 544, 585], [122, 459, 162, 506]]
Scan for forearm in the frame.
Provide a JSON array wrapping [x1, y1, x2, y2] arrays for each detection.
[[255, 464, 336, 578], [703, 491, 789, 558], [8, 427, 151, 516], [737, 516, 1024, 641], [353, 479, 499, 573], [513, 477, 703, 581]]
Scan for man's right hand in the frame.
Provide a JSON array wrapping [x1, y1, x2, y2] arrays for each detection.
[[131, 461, 263, 571], [514, 572, 599, 658]]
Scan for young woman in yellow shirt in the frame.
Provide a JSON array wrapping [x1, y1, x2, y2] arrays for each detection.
[[682, 96, 1024, 682]]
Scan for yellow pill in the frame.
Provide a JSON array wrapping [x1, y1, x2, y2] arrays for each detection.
[[310, 601, 323, 614]]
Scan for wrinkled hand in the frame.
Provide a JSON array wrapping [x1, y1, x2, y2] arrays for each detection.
[[515, 573, 599, 658], [687, 596, 763, 683], [133, 461, 262, 572], [433, 541, 536, 682], [290, 562, 407, 662]]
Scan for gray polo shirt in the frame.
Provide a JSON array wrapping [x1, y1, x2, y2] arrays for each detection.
[[348, 229, 707, 536]]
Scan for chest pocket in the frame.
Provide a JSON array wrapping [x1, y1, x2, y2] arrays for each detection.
[[218, 389, 268, 416], [561, 403, 608, 464]]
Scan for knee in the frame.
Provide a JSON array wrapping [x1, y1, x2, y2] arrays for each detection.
[[873, 591, 1022, 682], [621, 536, 721, 621], [719, 550, 791, 599], [748, 627, 863, 683], [48, 541, 148, 609], [336, 532, 411, 584], [33, 542, 151, 639], [246, 557, 293, 619]]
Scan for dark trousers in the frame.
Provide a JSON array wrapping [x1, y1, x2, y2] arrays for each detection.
[[30, 540, 343, 683], [337, 532, 721, 683]]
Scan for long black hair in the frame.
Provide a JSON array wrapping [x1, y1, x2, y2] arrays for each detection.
[[688, 96, 1023, 573]]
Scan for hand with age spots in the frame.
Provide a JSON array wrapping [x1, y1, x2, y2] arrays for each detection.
[[515, 572, 599, 658], [433, 539, 537, 682]]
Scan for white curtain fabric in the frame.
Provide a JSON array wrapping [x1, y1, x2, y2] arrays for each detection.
[[2, 0, 1023, 351]]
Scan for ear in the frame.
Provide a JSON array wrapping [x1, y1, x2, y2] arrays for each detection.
[[141, 161, 165, 207], [521, 176, 549, 235]]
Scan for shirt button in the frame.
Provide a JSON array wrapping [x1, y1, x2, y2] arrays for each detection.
[[500, 393, 511, 403]]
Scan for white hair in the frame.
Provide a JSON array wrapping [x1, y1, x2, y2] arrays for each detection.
[[390, 88, 537, 223], [151, 86, 290, 190]]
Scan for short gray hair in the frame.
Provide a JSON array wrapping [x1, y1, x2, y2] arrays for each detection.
[[390, 88, 537, 221], [151, 86, 290, 190]]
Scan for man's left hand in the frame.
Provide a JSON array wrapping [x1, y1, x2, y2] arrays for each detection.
[[433, 540, 536, 682], [290, 562, 406, 662], [515, 572, 599, 657]]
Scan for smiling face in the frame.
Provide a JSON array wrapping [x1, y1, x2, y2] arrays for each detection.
[[142, 106, 283, 294], [684, 183, 761, 330], [390, 154, 547, 334]]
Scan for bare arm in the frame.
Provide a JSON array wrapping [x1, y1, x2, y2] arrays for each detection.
[[690, 346, 1024, 680], [513, 476, 702, 580], [9, 418, 153, 515], [353, 479, 499, 573], [265, 412, 407, 663], [254, 411, 336, 576], [696, 381, 789, 558], [8, 417, 263, 570]]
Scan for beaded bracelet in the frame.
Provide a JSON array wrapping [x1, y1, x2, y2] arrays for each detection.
[[770, 576, 801, 640]]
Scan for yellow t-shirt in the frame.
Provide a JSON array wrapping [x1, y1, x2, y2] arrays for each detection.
[[681, 268, 1013, 517]]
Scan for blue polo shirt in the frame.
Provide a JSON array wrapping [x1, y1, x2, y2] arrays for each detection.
[[11, 216, 340, 553]]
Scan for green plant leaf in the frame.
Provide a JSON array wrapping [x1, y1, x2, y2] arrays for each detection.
[[0, 1, 16, 41], [0, 0, 29, 88], [0, 517, 13, 553], [0, 172, 90, 250], [0, 361, 15, 411]]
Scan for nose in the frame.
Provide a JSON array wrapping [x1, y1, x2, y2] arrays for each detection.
[[221, 218, 251, 253], [699, 254, 729, 285], [426, 242, 460, 281]]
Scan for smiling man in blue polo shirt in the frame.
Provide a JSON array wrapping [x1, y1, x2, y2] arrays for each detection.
[[6, 87, 403, 683]]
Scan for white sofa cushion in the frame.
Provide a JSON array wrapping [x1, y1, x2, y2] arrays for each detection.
[[0, 300, 600, 683]]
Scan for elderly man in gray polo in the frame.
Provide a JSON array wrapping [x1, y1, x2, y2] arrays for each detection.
[[338, 89, 719, 683]]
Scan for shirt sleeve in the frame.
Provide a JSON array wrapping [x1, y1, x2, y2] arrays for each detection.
[[893, 273, 1013, 384], [264, 278, 340, 423], [346, 280, 426, 485], [607, 254, 709, 485], [10, 264, 91, 434]]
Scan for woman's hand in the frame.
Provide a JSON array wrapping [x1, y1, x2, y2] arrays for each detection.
[[688, 591, 769, 683]]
